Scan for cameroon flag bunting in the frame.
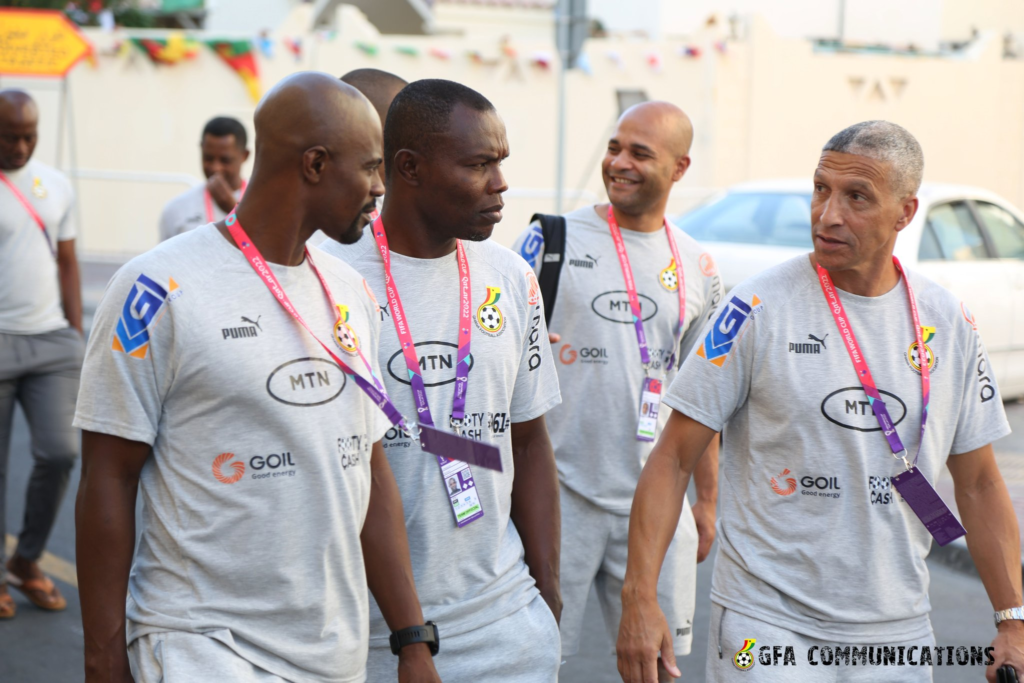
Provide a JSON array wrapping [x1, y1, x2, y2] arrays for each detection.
[[206, 40, 262, 102]]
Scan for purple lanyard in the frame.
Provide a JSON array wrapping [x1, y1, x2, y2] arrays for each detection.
[[816, 258, 930, 469], [371, 216, 473, 426], [607, 206, 687, 371]]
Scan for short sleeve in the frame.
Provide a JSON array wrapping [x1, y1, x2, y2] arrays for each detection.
[[511, 221, 545, 277], [950, 304, 1011, 454], [663, 288, 762, 432], [509, 266, 561, 423], [56, 182, 76, 241], [73, 267, 182, 445], [678, 253, 724, 359]]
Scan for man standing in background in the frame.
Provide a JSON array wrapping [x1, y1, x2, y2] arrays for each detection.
[[0, 89, 83, 619], [513, 101, 722, 681], [159, 116, 249, 241]]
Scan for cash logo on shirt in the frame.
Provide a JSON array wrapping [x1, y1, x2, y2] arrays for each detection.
[[112, 273, 180, 359], [696, 294, 761, 367]]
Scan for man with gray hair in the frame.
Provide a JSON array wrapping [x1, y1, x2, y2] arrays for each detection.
[[616, 120, 1024, 682]]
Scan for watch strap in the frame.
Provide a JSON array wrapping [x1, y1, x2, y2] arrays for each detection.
[[995, 607, 1024, 627], [389, 621, 439, 656]]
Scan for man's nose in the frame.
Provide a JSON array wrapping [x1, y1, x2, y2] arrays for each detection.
[[490, 167, 509, 195]]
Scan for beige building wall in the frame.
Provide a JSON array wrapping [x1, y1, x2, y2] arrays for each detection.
[[3, 5, 1024, 258]]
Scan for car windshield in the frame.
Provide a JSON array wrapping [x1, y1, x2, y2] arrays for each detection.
[[677, 192, 814, 248]]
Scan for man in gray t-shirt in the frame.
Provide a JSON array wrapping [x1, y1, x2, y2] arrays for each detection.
[[323, 79, 563, 683], [617, 121, 1024, 683], [75, 74, 440, 683], [0, 89, 83, 619], [511, 102, 722, 675]]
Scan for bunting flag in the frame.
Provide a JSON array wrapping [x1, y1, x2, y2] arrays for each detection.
[[395, 45, 419, 57], [206, 40, 261, 102], [355, 41, 378, 56], [429, 47, 451, 60], [131, 33, 201, 65], [283, 37, 303, 61], [530, 51, 553, 69]]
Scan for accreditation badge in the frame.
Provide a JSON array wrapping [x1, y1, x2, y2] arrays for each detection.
[[891, 467, 966, 545], [636, 377, 663, 442]]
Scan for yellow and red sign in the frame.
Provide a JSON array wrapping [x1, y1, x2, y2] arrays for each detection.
[[0, 9, 92, 77]]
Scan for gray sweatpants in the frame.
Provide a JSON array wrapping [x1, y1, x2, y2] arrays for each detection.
[[365, 594, 561, 683], [706, 603, 937, 682], [0, 328, 83, 581]]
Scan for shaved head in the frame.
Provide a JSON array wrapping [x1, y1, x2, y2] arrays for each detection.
[[0, 89, 39, 170], [248, 71, 384, 244], [340, 68, 408, 126], [620, 101, 693, 157], [603, 100, 693, 217]]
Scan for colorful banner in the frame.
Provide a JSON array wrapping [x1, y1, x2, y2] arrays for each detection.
[[206, 39, 261, 102], [0, 9, 93, 77], [131, 33, 200, 65]]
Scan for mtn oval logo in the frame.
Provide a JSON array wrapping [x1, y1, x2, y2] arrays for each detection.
[[266, 357, 347, 407], [821, 387, 907, 432], [387, 341, 475, 387], [591, 291, 659, 324]]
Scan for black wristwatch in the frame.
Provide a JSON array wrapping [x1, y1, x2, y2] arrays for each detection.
[[389, 621, 440, 656]]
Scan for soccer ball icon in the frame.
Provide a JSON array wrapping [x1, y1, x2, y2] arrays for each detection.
[[333, 321, 359, 354], [477, 304, 504, 333], [660, 269, 678, 291], [909, 342, 933, 371], [733, 651, 754, 670]]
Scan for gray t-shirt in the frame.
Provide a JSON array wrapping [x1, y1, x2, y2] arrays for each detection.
[[74, 224, 388, 683], [664, 254, 1011, 642], [511, 206, 723, 513], [321, 230, 562, 640], [0, 160, 76, 335], [159, 182, 241, 242]]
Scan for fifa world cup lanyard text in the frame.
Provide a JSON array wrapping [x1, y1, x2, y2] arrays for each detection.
[[607, 206, 686, 442], [372, 217, 504, 527], [0, 171, 55, 257], [817, 258, 965, 546], [205, 179, 248, 223]]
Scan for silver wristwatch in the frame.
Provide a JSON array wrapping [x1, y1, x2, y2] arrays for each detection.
[[995, 607, 1024, 627]]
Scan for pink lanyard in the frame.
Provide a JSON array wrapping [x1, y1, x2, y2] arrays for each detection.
[[0, 171, 54, 256], [224, 211, 403, 427], [606, 206, 686, 371], [370, 216, 473, 425], [205, 179, 248, 223], [816, 257, 930, 469]]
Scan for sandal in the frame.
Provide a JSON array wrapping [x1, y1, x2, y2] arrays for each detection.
[[6, 570, 66, 611], [0, 589, 14, 619]]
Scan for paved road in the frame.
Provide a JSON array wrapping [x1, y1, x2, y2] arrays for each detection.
[[0, 392, 1018, 682]]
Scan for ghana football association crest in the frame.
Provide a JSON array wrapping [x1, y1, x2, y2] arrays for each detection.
[[907, 325, 937, 374], [734, 639, 756, 670], [475, 286, 505, 335], [659, 258, 679, 292], [332, 304, 360, 355]]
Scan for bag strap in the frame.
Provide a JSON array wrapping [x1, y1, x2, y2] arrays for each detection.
[[530, 213, 567, 327]]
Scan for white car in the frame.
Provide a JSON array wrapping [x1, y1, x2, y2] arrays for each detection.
[[675, 179, 1024, 398]]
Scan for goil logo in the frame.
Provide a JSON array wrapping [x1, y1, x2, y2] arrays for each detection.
[[770, 468, 797, 496], [734, 639, 756, 670], [212, 452, 245, 484], [525, 270, 541, 306], [559, 344, 577, 364]]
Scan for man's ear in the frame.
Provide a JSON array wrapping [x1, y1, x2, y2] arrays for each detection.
[[302, 146, 328, 185], [895, 196, 919, 233], [392, 149, 423, 187], [241, 149, 251, 164], [672, 155, 692, 183]]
